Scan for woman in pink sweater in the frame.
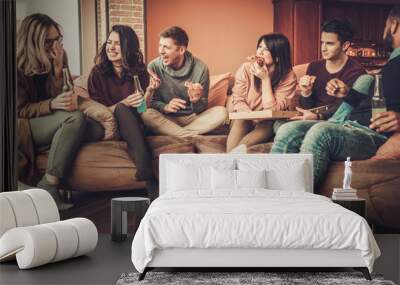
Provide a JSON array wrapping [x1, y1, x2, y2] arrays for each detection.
[[227, 33, 297, 152]]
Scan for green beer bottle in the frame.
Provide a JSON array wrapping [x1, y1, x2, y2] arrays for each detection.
[[133, 75, 147, 113]]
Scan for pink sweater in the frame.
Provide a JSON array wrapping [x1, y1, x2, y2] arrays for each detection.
[[232, 62, 297, 112]]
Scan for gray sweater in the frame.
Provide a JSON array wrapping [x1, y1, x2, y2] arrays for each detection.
[[148, 51, 210, 115]]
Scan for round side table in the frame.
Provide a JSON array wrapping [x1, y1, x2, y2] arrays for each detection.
[[111, 197, 150, 242]]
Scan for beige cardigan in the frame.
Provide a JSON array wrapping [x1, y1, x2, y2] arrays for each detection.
[[232, 62, 298, 112]]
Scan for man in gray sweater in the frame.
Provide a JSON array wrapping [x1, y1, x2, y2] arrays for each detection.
[[141, 26, 227, 137]]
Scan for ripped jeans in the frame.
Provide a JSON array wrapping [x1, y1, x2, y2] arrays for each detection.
[[270, 120, 387, 187]]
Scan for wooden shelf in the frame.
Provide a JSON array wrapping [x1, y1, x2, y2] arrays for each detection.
[[274, 0, 393, 65]]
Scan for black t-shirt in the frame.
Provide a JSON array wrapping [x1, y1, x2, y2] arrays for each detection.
[[300, 58, 366, 119]]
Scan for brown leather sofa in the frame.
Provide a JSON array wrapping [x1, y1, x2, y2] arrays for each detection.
[[34, 66, 400, 230], [36, 134, 400, 229]]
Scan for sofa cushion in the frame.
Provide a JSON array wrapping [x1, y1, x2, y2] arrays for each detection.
[[60, 141, 142, 191], [194, 135, 227, 153], [247, 143, 273, 153], [79, 95, 118, 141], [293, 63, 309, 80], [208, 73, 231, 109], [147, 136, 192, 151], [74, 76, 118, 140], [373, 133, 400, 160]]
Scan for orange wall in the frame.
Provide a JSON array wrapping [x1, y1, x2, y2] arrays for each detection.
[[146, 0, 274, 75]]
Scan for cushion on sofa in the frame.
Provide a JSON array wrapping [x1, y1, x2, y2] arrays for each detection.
[[208, 73, 231, 108], [73, 76, 118, 141], [373, 133, 400, 160], [73, 75, 89, 91], [147, 136, 191, 150], [194, 135, 227, 153], [247, 143, 273, 153], [293, 63, 309, 80], [79, 96, 118, 141]]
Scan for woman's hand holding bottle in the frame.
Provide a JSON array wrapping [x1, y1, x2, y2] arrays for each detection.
[[51, 91, 75, 111], [122, 92, 144, 108]]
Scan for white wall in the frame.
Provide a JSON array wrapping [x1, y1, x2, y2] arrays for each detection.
[[16, 0, 81, 75]]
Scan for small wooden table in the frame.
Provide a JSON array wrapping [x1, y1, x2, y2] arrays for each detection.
[[111, 197, 150, 242]]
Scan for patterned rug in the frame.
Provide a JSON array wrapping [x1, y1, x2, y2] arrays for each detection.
[[116, 271, 396, 285]]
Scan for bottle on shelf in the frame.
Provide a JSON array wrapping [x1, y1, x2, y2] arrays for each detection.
[[133, 75, 147, 113], [371, 74, 387, 119], [62, 67, 78, 111]]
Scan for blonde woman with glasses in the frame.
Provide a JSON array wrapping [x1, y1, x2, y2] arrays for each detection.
[[17, 13, 103, 210]]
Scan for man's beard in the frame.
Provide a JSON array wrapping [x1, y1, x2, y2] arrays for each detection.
[[384, 32, 394, 52]]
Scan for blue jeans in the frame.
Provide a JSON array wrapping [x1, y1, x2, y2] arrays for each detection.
[[271, 120, 387, 187]]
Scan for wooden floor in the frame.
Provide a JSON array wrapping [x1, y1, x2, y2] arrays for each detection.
[[60, 189, 148, 233]]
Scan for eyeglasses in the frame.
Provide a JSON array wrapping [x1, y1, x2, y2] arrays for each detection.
[[45, 35, 63, 47]]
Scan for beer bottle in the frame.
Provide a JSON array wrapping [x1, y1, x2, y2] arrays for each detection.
[[371, 74, 387, 119], [62, 67, 72, 92], [133, 75, 147, 113], [62, 67, 78, 111]]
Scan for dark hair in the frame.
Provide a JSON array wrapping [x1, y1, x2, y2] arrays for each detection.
[[254, 33, 293, 92], [389, 5, 400, 20], [97, 25, 148, 83], [321, 19, 354, 44], [159, 26, 189, 47]]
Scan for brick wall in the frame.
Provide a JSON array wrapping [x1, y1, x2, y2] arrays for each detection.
[[108, 0, 146, 58]]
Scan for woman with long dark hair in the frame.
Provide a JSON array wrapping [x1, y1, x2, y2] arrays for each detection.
[[88, 25, 158, 199], [227, 33, 297, 152]]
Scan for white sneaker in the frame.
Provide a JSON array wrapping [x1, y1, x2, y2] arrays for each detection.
[[229, 144, 247, 153]]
